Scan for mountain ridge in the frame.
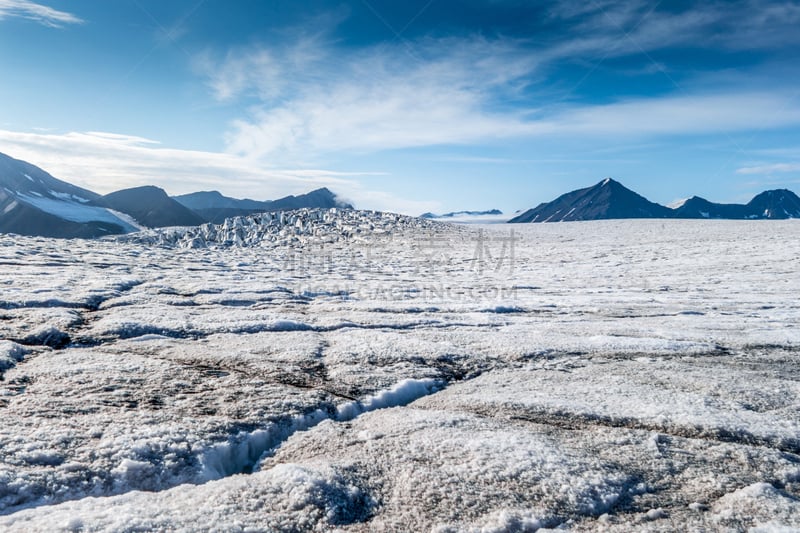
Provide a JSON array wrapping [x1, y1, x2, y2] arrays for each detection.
[[94, 186, 207, 228], [0, 152, 355, 237], [510, 179, 800, 223], [174, 187, 353, 224], [421, 209, 503, 219]]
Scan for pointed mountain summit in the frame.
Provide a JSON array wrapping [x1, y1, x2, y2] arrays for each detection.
[[511, 180, 800, 223], [509, 178, 672, 223], [94, 186, 206, 228]]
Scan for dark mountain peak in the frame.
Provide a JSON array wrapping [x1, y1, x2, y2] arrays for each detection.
[[173, 190, 256, 211], [268, 188, 353, 211], [594, 177, 635, 193], [103, 185, 170, 202], [509, 178, 671, 223], [173, 187, 353, 224], [749, 188, 798, 202], [746, 189, 800, 219], [680, 196, 713, 207], [196, 190, 225, 199], [670, 195, 748, 219], [512, 179, 800, 223], [96, 186, 205, 228], [510, 179, 667, 223]]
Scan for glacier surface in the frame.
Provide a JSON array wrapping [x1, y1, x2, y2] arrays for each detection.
[[1, 212, 799, 531]]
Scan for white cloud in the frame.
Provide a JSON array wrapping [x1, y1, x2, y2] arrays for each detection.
[[218, 46, 800, 158], [543, 92, 800, 136], [737, 163, 800, 175], [549, 0, 800, 51], [199, 23, 800, 163], [208, 37, 546, 160], [0, 0, 83, 27], [0, 129, 435, 215]]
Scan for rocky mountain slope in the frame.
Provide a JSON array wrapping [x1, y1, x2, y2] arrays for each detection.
[[511, 179, 800, 223], [0, 153, 136, 238]]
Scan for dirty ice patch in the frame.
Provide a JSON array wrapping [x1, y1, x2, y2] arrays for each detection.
[[265, 408, 633, 531], [421, 362, 800, 451]]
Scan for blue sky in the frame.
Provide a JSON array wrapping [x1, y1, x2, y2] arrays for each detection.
[[1, 0, 800, 214]]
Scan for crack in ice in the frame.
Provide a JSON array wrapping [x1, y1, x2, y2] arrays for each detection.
[[199, 378, 446, 480]]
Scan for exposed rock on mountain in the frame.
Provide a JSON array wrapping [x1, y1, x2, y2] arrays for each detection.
[[511, 179, 800, 223], [509, 178, 672, 223], [95, 186, 206, 228], [174, 188, 353, 224], [0, 152, 135, 238]]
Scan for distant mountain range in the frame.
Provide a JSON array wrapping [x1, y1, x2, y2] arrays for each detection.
[[509, 178, 800, 223], [174, 188, 352, 224], [0, 152, 353, 238], [3, 151, 798, 238], [420, 209, 508, 225], [421, 209, 503, 219]]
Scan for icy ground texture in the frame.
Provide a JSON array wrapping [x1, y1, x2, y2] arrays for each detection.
[[120, 207, 439, 249], [1, 217, 800, 531]]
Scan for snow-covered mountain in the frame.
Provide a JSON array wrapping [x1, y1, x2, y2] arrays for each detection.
[[0, 152, 137, 238], [509, 178, 672, 223], [94, 186, 206, 228], [511, 179, 800, 223], [174, 188, 354, 224]]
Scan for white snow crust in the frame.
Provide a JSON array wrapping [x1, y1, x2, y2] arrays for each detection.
[[1, 216, 800, 531]]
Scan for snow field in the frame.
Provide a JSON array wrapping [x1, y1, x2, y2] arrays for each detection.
[[0, 217, 799, 530]]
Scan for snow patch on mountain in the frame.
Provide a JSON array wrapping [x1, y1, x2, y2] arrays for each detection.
[[17, 194, 137, 230]]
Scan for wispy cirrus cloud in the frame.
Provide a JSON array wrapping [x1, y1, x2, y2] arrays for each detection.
[[198, 36, 544, 160], [195, 0, 800, 164], [542, 92, 800, 136], [737, 163, 800, 175], [205, 33, 800, 161], [0, 0, 83, 27]]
